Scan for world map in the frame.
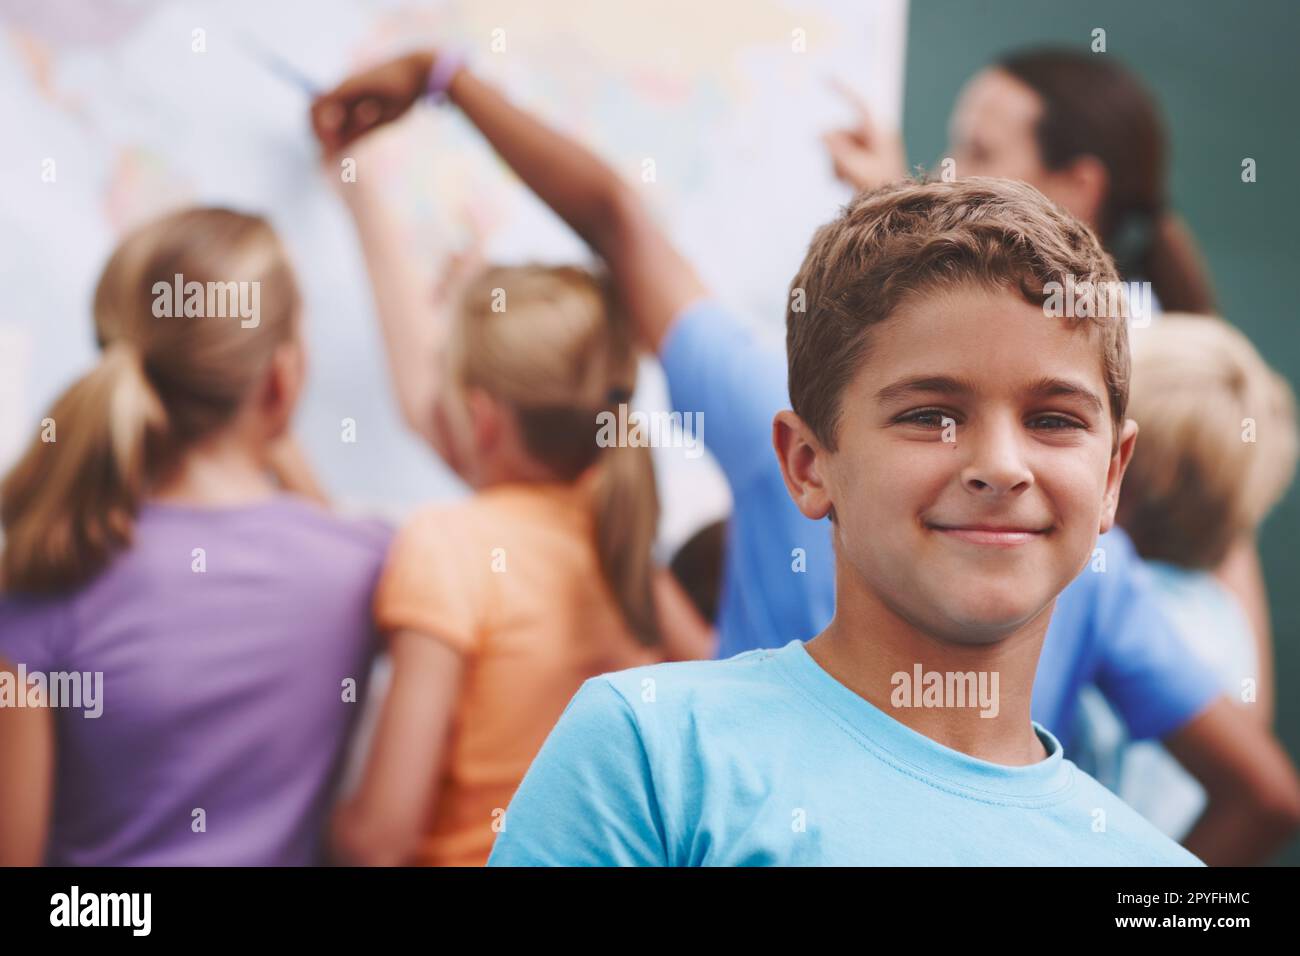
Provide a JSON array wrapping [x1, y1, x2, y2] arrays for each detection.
[[0, 0, 904, 549]]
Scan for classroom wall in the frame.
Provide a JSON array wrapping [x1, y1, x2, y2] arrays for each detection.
[[902, 0, 1300, 863]]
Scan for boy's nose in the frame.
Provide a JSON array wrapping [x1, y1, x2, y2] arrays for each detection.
[[960, 420, 1034, 496]]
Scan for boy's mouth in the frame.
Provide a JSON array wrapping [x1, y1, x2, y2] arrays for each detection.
[[926, 522, 1050, 547]]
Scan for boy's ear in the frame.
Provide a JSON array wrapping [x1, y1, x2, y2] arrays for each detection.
[[1099, 417, 1139, 534], [773, 410, 835, 521]]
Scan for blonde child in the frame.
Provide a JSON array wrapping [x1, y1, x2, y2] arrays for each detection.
[[1109, 314, 1298, 838], [0, 208, 389, 865], [319, 135, 712, 867]]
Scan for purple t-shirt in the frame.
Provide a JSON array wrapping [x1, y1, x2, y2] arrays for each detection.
[[0, 495, 391, 866]]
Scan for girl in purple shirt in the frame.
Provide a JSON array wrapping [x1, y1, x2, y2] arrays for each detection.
[[0, 208, 389, 865]]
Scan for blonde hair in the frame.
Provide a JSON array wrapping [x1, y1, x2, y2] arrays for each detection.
[[1, 208, 300, 594], [1120, 314, 1297, 568], [452, 264, 661, 647]]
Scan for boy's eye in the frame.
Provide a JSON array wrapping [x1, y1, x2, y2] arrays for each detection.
[[896, 408, 954, 429], [1028, 414, 1087, 431]]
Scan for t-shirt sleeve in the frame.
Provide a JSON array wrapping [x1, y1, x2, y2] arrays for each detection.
[[372, 506, 493, 656], [0, 596, 70, 674], [487, 677, 669, 866], [658, 299, 789, 494], [1092, 529, 1221, 741]]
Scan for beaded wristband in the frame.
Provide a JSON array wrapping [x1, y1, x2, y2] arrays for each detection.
[[425, 51, 465, 104]]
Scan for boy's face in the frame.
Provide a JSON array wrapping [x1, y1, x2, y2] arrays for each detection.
[[777, 283, 1137, 646]]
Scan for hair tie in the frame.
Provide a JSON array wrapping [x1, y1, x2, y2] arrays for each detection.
[[425, 51, 466, 105]]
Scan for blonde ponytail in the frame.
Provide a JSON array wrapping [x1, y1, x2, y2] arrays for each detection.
[[593, 442, 661, 647], [454, 263, 664, 648], [1, 345, 165, 594], [0, 207, 300, 595]]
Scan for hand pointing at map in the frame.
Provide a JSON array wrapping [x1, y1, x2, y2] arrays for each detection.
[[821, 76, 907, 194], [311, 51, 436, 152]]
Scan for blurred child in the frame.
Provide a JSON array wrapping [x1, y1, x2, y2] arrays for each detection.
[[0, 208, 389, 865], [320, 143, 713, 866], [1105, 315, 1297, 838], [311, 49, 1300, 864]]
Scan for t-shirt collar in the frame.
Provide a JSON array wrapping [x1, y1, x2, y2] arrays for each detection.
[[771, 639, 1075, 806]]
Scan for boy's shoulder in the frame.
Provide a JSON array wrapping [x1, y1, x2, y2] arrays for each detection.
[[596, 643, 795, 714], [1061, 757, 1205, 866], [576, 642, 818, 763]]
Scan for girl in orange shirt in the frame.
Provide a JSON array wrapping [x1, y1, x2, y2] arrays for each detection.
[[317, 76, 713, 867]]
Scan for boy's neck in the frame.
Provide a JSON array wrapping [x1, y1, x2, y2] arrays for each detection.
[[806, 567, 1054, 767]]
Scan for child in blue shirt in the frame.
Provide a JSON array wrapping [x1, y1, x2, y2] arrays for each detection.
[[489, 178, 1195, 864], [488, 642, 1194, 865]]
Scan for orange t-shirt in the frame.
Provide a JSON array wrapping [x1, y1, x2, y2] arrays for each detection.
[[373, 481, 659, 866]]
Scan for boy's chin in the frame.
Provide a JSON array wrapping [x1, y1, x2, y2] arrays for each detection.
[[920, 589, 1053, 645]]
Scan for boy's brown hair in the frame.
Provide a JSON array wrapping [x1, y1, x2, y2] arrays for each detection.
[[786, 177, 1130, 451]]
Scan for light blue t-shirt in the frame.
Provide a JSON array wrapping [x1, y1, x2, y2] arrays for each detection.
[[658, 300, 1219, 750], [488, 640, 1203, 866]]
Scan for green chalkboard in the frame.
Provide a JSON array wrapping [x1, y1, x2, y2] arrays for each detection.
[[903, 0, 1300, 863]]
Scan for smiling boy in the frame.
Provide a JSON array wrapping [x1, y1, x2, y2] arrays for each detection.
[[487, 178, 1200, 865], [312, 53, 1300, 865]]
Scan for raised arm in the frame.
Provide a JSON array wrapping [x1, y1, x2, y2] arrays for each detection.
[[324, 156, 479, 457], [821, 77, 907, 194], [337, 173, 441, 446], [312, 51, 707, 352]]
